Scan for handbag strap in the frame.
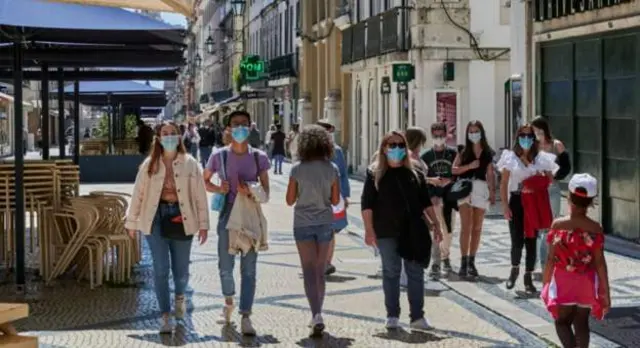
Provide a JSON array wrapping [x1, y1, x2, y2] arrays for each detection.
[[394, 175, 414, 216], [252, 148, 260, 179]]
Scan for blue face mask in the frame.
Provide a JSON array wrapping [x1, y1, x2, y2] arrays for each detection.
[[518, 136, 534, 150], [160, 135, 180, 152], [231, 126, 250, 143], [387, 147, 407, 162]]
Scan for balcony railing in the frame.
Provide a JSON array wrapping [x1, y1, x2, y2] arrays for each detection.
[[351, 21, 366, 62], [341, 7, 410, 66], [342, 24, 354, 64], [268, 53, 298, 80], [534, 0, 631, 21], [366, 15, 381, 58]]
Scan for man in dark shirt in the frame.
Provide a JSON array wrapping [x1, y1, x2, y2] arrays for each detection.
[[420, 122, 458, 277], [198, 121, 216, 168], [270, 123, 286, 174]]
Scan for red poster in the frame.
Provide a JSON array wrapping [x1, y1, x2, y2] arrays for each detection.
[[436, 92, 457, 146]]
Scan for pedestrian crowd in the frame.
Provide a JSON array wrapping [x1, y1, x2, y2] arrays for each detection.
[[124, 111, 609, 347]]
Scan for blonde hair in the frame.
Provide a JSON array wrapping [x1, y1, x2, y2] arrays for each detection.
[[368, 130, 418, 189]]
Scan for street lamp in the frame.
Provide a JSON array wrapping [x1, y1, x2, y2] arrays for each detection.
[[194, 53, 202, 67], [230, 0, 245, 14], [205, 35, 215, 54]]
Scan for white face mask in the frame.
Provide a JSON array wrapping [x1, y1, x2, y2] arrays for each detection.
[[535, 130, 545, 141], [432, 137, 445, 147]]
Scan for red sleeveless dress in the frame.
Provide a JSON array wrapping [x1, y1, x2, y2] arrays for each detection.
[[540, 228, 605, 320]]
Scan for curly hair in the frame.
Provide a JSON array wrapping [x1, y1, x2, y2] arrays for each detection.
[[297, 124, 334, 161]]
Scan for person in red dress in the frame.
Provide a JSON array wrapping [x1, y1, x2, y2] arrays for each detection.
[[541, 173, 611, 348]]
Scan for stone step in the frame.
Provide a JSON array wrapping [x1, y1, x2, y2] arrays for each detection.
[[0, 304, 28, 326], [0, 335, 38, 348]]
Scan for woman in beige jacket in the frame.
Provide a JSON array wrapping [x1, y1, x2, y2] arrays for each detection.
[[125, 121, 209, 334]]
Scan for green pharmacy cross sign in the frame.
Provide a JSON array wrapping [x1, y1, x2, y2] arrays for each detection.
[[240, 55, 266, 82]]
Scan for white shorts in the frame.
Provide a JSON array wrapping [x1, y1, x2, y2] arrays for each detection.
[[458, 179, 490, 210]]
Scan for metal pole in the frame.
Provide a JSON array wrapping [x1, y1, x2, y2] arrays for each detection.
[[525, 0, 533, 121], [73, 74, 80, 165], [107, 93, 113, 154], [41, 63, 50, 159], [57, 68, 65, 158], [12, 39, 26, 289]]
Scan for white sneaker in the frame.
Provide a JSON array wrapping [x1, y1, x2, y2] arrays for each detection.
[[410, 318, 434, 331], [221, 303, 235, 324], [309, 314, 325, 337], [175, 296, 186, 319], [241, 316, 256, 336], [159, 317, 173, 334], [385, 317, 400, 329]]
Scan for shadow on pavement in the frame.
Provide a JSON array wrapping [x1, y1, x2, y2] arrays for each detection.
[[590, 306, 640, 347], [373, 328, 445, 344], [219, 324, 280, 347], [295, 333, 355, 347], [325, 275, 357, 283], [127, 323, 219, 346]]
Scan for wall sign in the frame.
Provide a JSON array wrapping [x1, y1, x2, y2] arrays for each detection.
[[380, 77, 391, 95], [435, 91, 458, 147], [392, 63, 415, 83], [397, 82, 408, 93]]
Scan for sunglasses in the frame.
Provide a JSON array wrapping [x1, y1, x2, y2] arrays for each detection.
[[387, 142, 406, 149]]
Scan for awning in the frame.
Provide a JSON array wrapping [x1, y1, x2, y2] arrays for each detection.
[[0, 0, 186, 45], [63, 80, 163, 94], [46, 0, 194, 17], [215, 95, 241, 107], [0, 0, 184, 30]]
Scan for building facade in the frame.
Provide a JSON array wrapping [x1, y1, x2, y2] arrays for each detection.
[[534, 0, 639, 241], [342, 0, 510, 174], [244, 0, 299, 138], [297, 0, 351, 149]]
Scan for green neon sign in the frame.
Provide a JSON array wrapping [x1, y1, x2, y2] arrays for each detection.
[[240, 55, 265, 81]]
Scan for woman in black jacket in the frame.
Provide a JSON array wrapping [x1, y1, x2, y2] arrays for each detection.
[[361, 130, 443, 331]]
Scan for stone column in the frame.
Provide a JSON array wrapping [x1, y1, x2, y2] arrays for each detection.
[[299, 3, 314, 126]]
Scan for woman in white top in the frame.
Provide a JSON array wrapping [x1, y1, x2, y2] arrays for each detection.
[[497, 124, 558, 294]]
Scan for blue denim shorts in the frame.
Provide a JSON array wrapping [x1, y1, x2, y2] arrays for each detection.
[[293, 224, 334, 243]]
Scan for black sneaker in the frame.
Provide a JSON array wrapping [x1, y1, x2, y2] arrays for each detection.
[[442, 259, 453, 275], [429, 264, 441, 280], [467, 256, 479, 277], [458, 256, 468, 277], [325, 264, 336, 275], [524, 272, 537, 293]]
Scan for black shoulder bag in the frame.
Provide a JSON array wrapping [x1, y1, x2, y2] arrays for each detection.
[[394, 174, 432, 268]]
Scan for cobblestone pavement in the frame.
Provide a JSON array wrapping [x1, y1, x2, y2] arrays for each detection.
[[0, 166, 551, 347], [340, 168, 640, 348]]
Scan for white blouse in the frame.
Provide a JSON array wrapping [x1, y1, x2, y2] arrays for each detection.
[[496, 150, 559, 193]]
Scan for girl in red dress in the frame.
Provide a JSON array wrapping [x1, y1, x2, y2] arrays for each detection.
[[541, 173, 610, 348]]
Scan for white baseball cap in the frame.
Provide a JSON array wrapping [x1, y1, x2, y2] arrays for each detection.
[[568, 173, 598, 198]]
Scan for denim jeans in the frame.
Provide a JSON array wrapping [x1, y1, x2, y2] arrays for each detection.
[[145, 203, 194, 314], [189, 143, 198, 159], [217, 204, 258, 314], [199, 146, 212, 168], [539, 182, 562, 269], [273, 154, 284, 173], [377, 237, 425, 322]]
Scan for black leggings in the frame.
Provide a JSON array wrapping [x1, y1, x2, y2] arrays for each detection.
[[508, 193, 537, 272], [555, 305, 591, 348]]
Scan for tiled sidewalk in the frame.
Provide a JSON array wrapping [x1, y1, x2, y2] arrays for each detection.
[[0, 178, 548, 347]]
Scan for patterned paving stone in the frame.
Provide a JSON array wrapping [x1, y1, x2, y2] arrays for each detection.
[[0, 166, 549, 347]]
